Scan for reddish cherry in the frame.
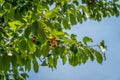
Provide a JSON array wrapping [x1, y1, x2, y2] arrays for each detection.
[[51, 44, 57, 47], [51, 37, 56, 42], [32, 37, 36, 43]]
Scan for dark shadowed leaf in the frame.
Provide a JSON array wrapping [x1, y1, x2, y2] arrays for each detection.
[[21, 73, 29, 79], [62, 18, 71, 29], [41, 60, 48, 66], [71, 34, 77, 40], [83, 36, 93, 44], [70, 14, 77, 25], [30, 21, 39, 36], [24, 27, 31, 38], [70, 44, 78, 54]]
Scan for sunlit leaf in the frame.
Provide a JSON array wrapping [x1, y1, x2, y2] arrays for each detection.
[[45, 10, 60, 18], [8, 21, 23, 31]]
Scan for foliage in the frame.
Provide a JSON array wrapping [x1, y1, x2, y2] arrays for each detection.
[[0, 0, 119, 79]]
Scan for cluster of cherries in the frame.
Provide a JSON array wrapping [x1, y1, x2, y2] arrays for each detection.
[[47, 37, 58, 47], [31, 37, 59, 47]]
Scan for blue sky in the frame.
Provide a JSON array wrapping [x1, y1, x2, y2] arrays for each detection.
[[28, 16, 120, 80]]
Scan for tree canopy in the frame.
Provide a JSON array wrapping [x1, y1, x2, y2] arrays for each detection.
[[0, 0, 120, 79]]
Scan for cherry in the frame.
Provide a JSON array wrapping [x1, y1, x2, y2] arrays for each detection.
[[16, 39, 19, 43], [50, 37, 56, 42], [32, 37, 36, 43], [51, 44, 57, 47], [48, 40, 51, 46], [47, 37, 58, 47], [48, 40, 51, 43]]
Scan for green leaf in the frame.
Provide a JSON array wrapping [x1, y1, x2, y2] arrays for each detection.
[[70, 14, 77, 25], [62, 56, 67, 65], [18, 39, 28, 53], [100, 40, 107, 48], [53, 30, 68, 37], [25, 57, 31, 72], [37, 2, 48, 11], [76, 51, 82, 64], [11, 55, 18, 69], [27, 39, 36, 53], [24, 27, 31, 38], [83, 36, 93, 44], [54, 23, 62, 31], [59, 46, 66, 57], [0, 56, 11, 71], [70, 44, 78, 54], [38, 31, 46, 43], [34, 48, 42, 58], [7, 8, 15, 20], [45, 20, 54, 30], [48, 56, 54, 68], [8, 21, 23, 32], [94, 50, 103, 64], [3, 2, 11, 11], [62, 18, 71, 29], [0, 8, 4, 17], [33, 58, 39, 73], [0, 0, 4, 5], [81, 51, 88, 64], [14, 54, 23, 66], [52, 47, 61, 55], [71, 34, 77, 40], [53, 55, 58, 68], [84, 48, 95, 61], [73, 0, 79, 5], [77, 11, 83, 23], [21, 73, 29, 79], [41, 60, 48, 66], [69, 54, 78, 66], [67, 9, 75, 16], [30, 21, 39, 36], [45, 10, 59, 18], [34, 22, 46, 42], [41, 44, 50, 57], [79, 5, 89, 14]]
